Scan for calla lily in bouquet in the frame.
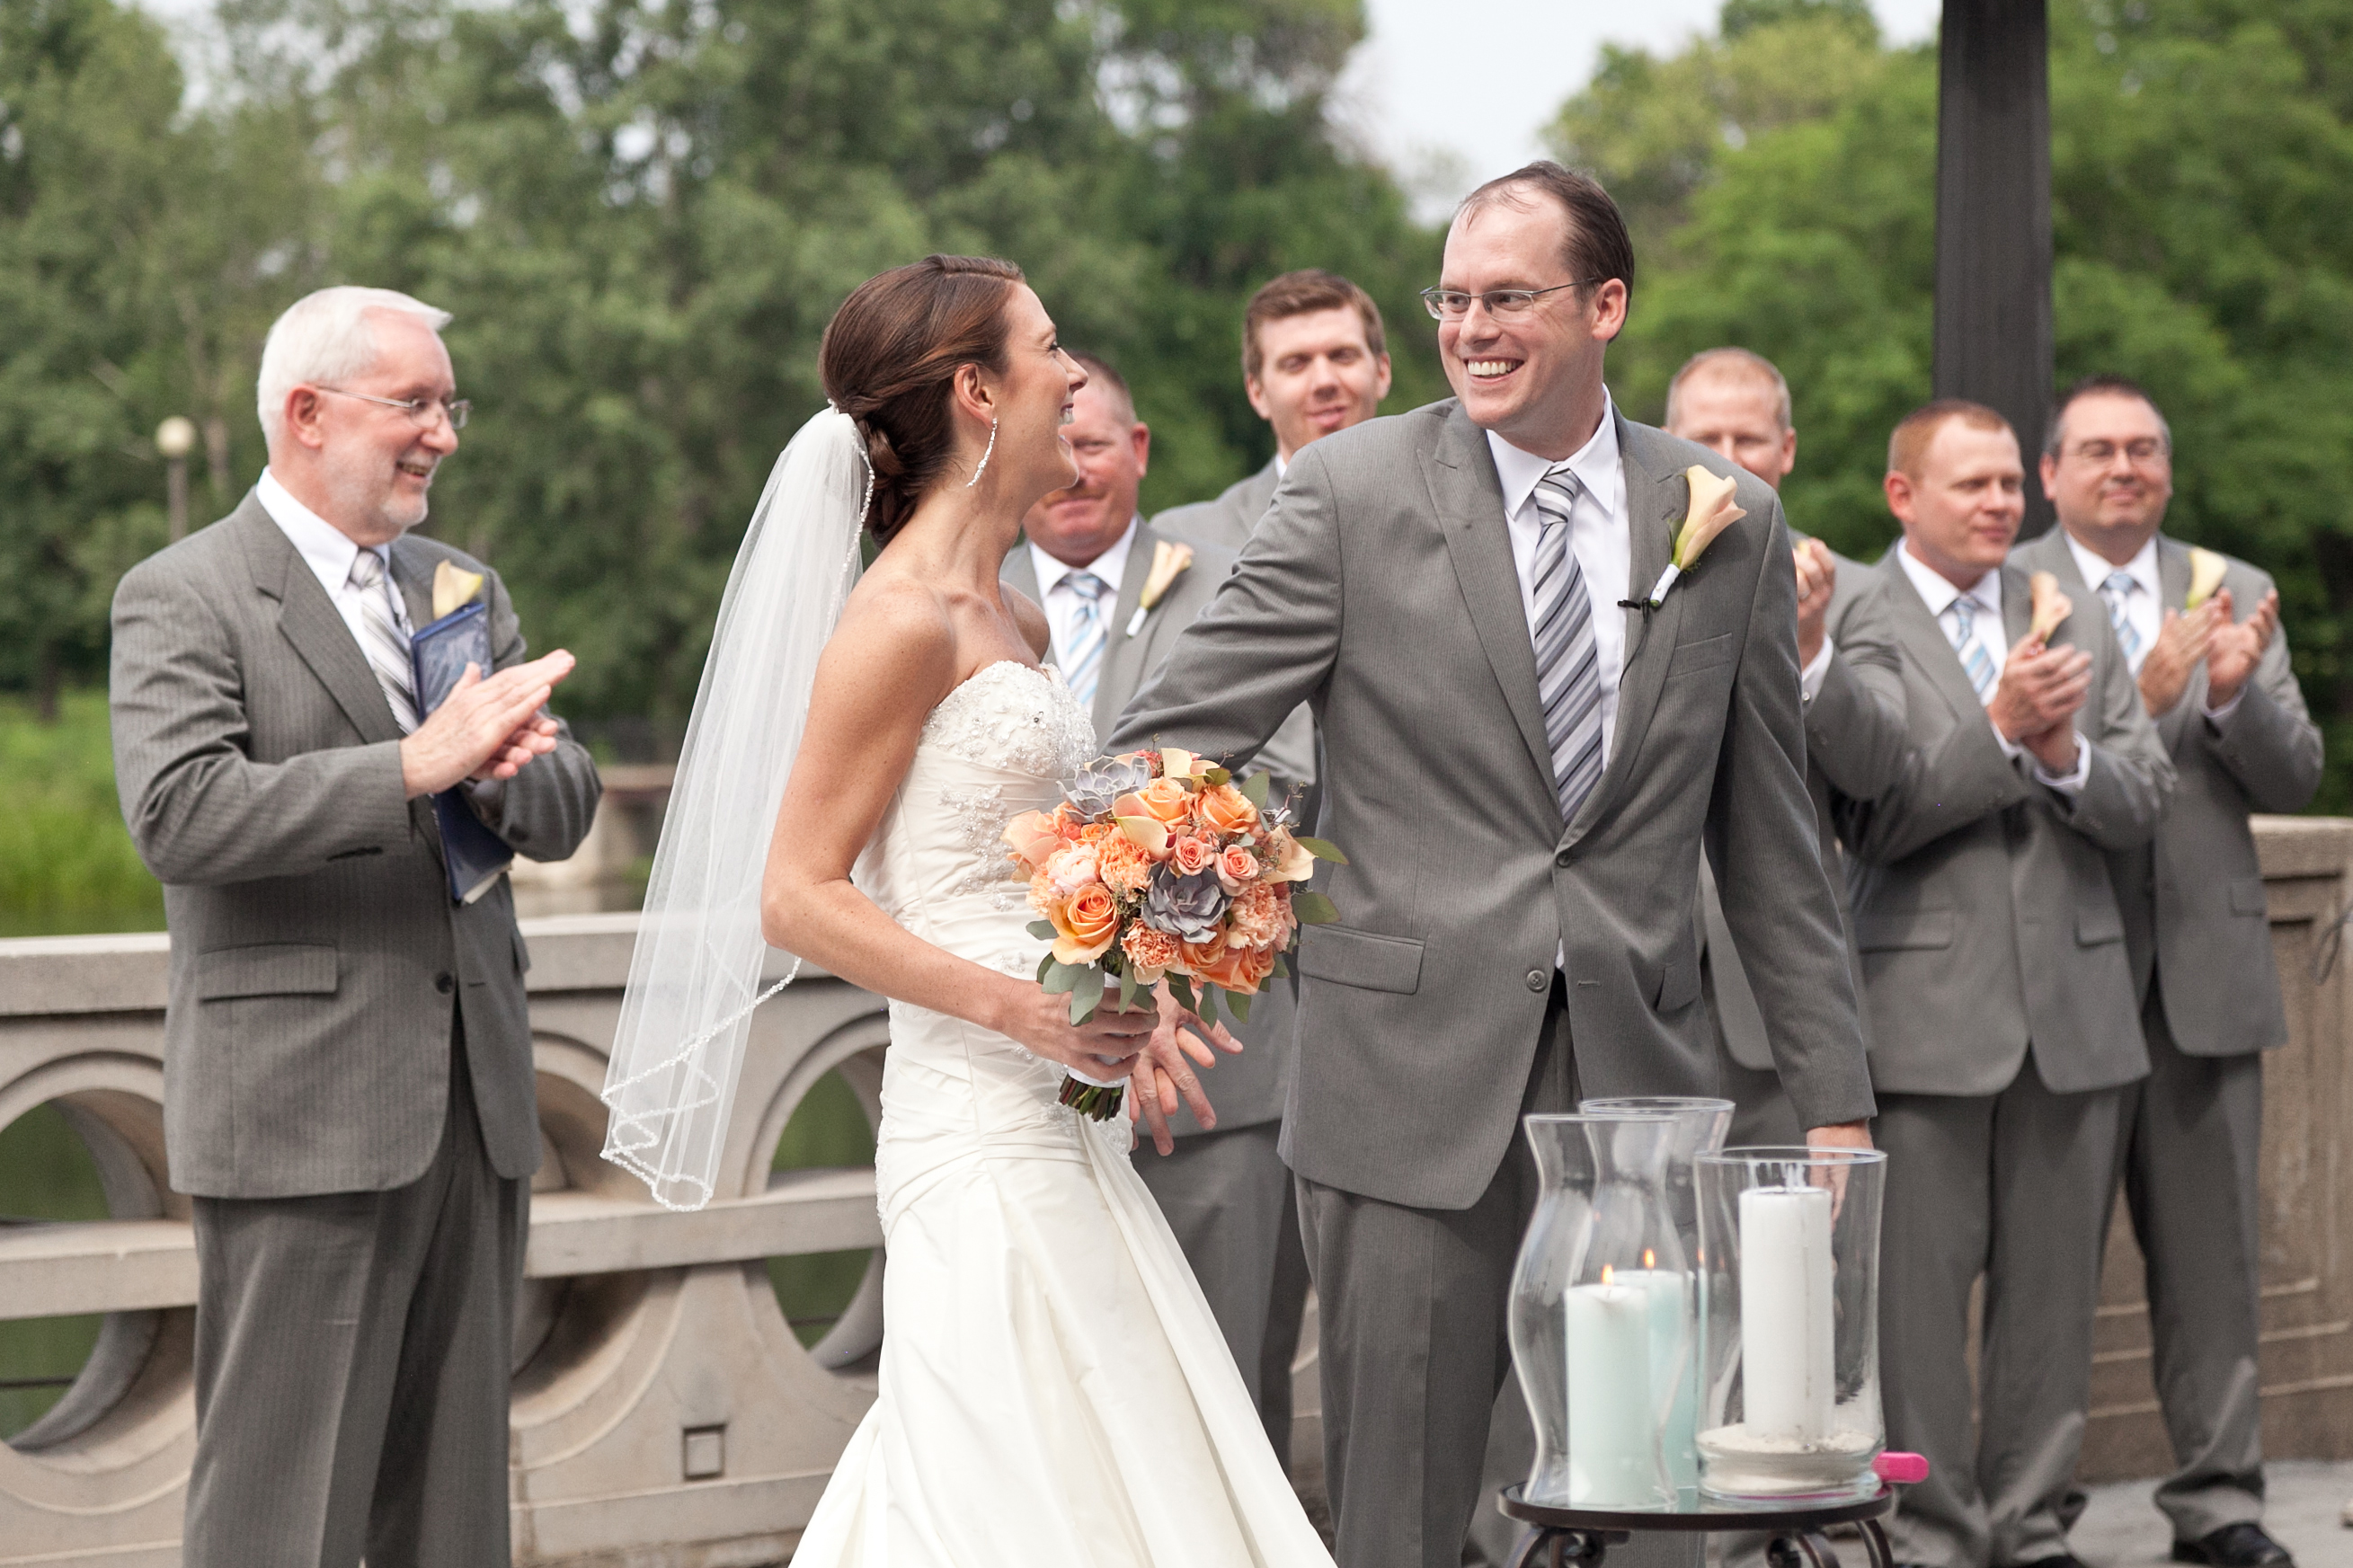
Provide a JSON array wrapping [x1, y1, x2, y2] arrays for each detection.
[[1633, 465, 1747, 609], [1000, 747, 1345, 1120]]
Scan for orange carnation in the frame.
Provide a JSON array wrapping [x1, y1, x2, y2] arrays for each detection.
[[1195, 783, 1259, 836], [1122, 924, 1181, 980], [1097, 831, 1153, 898], [1047, 884, 1119, 965], [1228, 881, 1296, 949]]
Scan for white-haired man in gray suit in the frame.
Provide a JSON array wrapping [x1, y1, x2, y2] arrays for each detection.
[[111, 286, 600, 1566], [2015, 376, 2318, 1568], [1116, 164, 1875, 1568], [1000, 353, 1316, 1460]]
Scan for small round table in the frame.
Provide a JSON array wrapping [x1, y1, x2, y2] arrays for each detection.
[[1496, 1484, 1897, 1568]]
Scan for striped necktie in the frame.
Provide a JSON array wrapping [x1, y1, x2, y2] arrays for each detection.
[[1059, 571, 1110, 709], [2100, 571, 2144, 670], [346, 550, 420, 733], [1529, 464, 1605, 823], [1945, 594, 1998, 704]]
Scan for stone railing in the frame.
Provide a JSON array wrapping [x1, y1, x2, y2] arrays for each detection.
[[0, 819, 2344, 1561]]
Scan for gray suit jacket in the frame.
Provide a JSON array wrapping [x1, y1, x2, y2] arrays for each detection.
[[1155, 457, 1281, 555], [1837, 550, 2172, 1098], [1114, 400, 1875, 1209], [110, 492, 601, 1199], [1006, 518, 1310, 1132], [2015, 529, 2322, 1057], [1702, 548, 1910, 1068]]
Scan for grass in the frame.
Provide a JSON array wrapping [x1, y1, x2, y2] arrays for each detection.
[[0, 1107, 110, 1439], [0, 691, 164, 938], [767, 1069, 879, 1348]]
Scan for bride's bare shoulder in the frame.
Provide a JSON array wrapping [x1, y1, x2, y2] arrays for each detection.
[[1003, 584, 1051, 660], [825, 571, 959, 700]]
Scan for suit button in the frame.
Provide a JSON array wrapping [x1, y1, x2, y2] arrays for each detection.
[[1555, 850, 1573, 869], [435, 972, 456, 995], [1526, 970, 1547, 993]]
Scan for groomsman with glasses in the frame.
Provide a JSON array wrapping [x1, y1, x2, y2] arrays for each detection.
[[1001, 354, 1317, 1451], [1844, 401, 2171, 1568], [2011, 377, 2318, 1568]]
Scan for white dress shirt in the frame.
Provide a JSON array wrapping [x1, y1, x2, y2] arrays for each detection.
[[1488, 393, 1632, 766], [1896, 541, 2089, 792], [1028, 517, 1138, 669], [2066, 534, 2161, 675], [257, 468, 413, 648]]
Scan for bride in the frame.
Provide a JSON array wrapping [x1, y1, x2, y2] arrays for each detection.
[[600, 255, 1336, 1564]]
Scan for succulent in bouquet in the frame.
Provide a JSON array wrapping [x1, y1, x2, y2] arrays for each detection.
[[1001, 749, 1345, 1120]]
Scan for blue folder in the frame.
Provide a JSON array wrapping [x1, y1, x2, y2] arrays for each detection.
[[408, 600, 516, 904]]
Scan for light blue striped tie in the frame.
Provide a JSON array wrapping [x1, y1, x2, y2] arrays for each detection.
[[346, 550, 419, 732], [1946, 595, 1998, 704], [2100, 571, 2144, 669], [1060, 571, 1109, 709], [1529, 465, 1604, 822]]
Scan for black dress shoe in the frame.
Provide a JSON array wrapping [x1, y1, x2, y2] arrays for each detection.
[[2171, 1522, 2295, 1568]]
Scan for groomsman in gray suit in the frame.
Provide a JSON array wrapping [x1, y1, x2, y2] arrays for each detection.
[[1116, 164, 1876, 1568], [1661, 348, 1910, 1147], [1000, 354, 1316, 1449], [110, 286, 600, 1567], [1842, 401, 2171, 1568], [1156, 269, 1391, 555], [2016, 377, 2318, 1568]]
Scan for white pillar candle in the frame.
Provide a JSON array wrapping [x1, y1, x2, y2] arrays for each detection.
[[1565, 1271, 1658, 1507], [1618, 1267, 1698, 1492], [1737, 1184, 1834, 1442]]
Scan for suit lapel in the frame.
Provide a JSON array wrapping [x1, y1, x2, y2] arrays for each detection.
[[1878, 546, 1993, 729], [1568, 416, 1687, 842], [1094, 520, 1155, 736], [2000, 561, 2031, 648], [2156, 535, 2191, 612], [1425, 404, 1558, 798], [239, 500, 404, 745]]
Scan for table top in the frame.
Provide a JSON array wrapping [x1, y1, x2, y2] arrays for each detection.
[[1497, 1483, 1895, 1533]]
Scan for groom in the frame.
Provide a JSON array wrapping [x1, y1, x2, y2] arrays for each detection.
[[1114, 163, 1875, 1568]]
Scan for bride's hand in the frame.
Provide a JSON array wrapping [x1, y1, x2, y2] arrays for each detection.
[[1130, 991, 1240, 1156], [991, 980, 1159, 1077]]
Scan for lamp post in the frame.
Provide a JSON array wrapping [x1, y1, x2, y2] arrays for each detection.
[[155, 416, 196, 543]]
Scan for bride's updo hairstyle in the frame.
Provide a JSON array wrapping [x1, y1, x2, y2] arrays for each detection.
[[821, 254, 1026, 545]]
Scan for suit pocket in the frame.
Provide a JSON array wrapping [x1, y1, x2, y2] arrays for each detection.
[[2229, 877, 2269, 917], [194, 943, 338, 1000], [2074, 901, 2125, 946], [1651, 945, 1700, 1012], [1296, 925, 1424, 996], [1664, 632, 1736, 680], [1855, 911, 1954, 952]]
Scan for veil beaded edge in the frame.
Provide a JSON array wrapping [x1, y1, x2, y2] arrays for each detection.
[[600, 406, 870, 1211]]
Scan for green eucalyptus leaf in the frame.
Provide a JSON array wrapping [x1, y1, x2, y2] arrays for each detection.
[[1168, 973, 1199, 1016], [1239, 771, 1271, 807], [1293, 890, 1340, 925], [1270, 952, 1291, 979], [1035, 952, 1055, 983], [1118, 968, 1142, 1013], [1226, 986, 1254, 1024], [1043, 960, 1079, 995], [1070, 961, 1105, 1023], [1295, 836, 1349, 864], [1026, 919, 1057, 941]]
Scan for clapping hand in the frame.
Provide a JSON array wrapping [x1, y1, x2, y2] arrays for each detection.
[[2203, 587, 2279, 710], [399, 651, 576, 798], [1987, 633, 2093, 775], [1794, 538, 1835, 668], [1128, 989, 1243, 1156], [2137, 599, 2222, 717]]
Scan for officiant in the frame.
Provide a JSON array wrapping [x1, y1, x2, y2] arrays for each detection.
[[999, 353, 1316, 1441], [109, 285, 600, 1568]]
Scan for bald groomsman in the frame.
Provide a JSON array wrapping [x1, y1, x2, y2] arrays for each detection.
[[2014, 376, 2318, 1568], [1001, 353, 1317, 1457], [1846, 401, 2171, 1568], [1662, 349, 1909, 1146]]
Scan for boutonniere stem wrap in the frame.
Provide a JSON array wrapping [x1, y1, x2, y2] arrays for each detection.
[[1634, 465, 1747, 609], [1124, 539, 1195, 637]]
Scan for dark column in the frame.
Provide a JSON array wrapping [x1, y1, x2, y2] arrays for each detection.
[[1933, 0, 2055, 537]]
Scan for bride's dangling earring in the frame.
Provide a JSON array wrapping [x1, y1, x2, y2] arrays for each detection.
[[965, 416, 998, 488]]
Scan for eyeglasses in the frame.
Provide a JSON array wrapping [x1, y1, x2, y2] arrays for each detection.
[[1420, 280, 1603, 321], [315, 386, 472, 431], [2064, 438, 2166, 465]]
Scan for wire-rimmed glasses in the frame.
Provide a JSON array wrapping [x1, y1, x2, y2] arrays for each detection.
[[1420, 280, 1604, 321], [315, 386, 472, 430]]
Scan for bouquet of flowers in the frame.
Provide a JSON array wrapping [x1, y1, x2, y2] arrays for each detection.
[[1001, 748, 1345, 1120]]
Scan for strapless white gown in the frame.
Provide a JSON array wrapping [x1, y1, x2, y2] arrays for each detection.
[[792, 660, 1333, 1566]]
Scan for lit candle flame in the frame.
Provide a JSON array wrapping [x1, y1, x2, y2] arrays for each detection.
[[1644, 1248, 1656, 1270], [1601, 1264, 1613, 1286]]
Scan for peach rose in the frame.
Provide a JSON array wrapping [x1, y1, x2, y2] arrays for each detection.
[[1002, 810, 1064, 870], [1177, 935, 1228, 978], [1194, 939, 1276, 995], [1215, 844, 1261, 893], [1262, 828, 1317, 884], [1195, 783, 1258, 836], [1122, 924, 1181, 980], [1124, 776, 1195, 825], [1170, 835, 1219, 878], [1228, 881, 1295, 949], [1097, 831, 1154, 898], [1042, 842, 1101, 899], [1047, 884, 1119, 965]]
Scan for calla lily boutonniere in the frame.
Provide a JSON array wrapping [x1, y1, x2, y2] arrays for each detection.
[[1124, 539, 1195, 637], [431, 560, 485, 620], [2028, 570, 2073, 642], [1631, 465, 1746, 609], [2185, 546, 2228, 611]]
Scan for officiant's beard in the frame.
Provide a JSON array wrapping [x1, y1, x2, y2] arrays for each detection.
[[321, 440, 434, 538]]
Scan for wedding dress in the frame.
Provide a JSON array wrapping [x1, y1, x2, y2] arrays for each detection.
[[791, 658, 1334, 1566]]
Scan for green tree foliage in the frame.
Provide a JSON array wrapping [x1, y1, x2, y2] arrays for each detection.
[[1554, 0, 2353, 807], [0, 0, 1442, 732]]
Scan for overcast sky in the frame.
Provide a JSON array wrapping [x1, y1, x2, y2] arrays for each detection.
[[132, 0, 1945, 214]]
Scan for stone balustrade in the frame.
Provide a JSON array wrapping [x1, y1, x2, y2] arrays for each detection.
[[0, 819, 2345, 1562]]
